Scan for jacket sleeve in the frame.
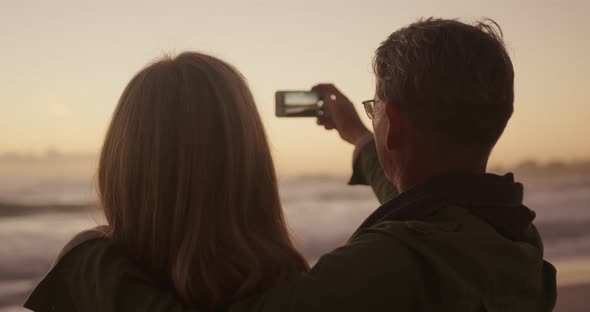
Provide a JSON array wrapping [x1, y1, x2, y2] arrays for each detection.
[[348, 137, 398, 204], [230, 229, 426, 312]]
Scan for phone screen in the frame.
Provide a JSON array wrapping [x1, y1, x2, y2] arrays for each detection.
[[278, 91, 322, 117]]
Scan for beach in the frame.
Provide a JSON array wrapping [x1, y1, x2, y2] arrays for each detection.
[[555, 283, 590, 311], [1, 172, 589, 310]]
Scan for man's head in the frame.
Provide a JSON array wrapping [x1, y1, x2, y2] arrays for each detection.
[[371, 18, 514, 185]]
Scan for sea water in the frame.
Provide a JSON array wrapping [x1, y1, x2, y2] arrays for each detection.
[[0, 173, 589, 309]]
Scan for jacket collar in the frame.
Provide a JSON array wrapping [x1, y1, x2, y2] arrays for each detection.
[[355, 172, 536, 241]]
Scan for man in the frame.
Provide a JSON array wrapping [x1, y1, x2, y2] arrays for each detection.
[[234, 18, 555, 311], [26, 18, 557, 311]]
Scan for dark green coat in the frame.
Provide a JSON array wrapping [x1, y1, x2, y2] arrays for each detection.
[[25, 139, 557, 311]]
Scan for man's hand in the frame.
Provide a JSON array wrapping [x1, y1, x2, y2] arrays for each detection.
[[313, 83, 372, 145]]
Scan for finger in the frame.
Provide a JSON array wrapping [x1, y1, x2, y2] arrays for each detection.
[[311, 83, 335, 93], [316, 116, 325, 125], [323, 119, 336, 130], [312, 84, 347, 106], [311, 84, 339, 98], [318, 114, 333, 125], [321, 97, 335, 114]]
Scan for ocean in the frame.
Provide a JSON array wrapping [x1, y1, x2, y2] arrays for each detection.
[[1, 171, 589, 310]]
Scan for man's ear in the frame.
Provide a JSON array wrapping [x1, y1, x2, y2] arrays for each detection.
[[385, 103, 402, 151]]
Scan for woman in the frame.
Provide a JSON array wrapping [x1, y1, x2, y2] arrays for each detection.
[[25, 52, 309, 311]]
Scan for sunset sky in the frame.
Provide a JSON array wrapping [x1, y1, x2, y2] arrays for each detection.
[[1, 0, 589, 175]]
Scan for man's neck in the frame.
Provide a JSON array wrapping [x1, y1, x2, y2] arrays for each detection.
[[394, 154, 488, 193]]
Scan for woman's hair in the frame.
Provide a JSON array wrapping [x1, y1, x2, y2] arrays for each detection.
[[97, 52, 308, 309]]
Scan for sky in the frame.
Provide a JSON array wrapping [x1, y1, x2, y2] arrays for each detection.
[[1, 0, 589, 175]]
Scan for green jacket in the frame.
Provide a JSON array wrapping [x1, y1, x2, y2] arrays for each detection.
[[25, 139, 557, 311]]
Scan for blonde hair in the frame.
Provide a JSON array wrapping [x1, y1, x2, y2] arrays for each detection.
[[98, 52, 308, 309]]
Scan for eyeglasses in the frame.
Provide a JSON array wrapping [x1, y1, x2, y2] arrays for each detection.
[[361, 100, 377, 120]]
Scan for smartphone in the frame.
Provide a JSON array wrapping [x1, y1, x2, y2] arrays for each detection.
[[275, 91, 324, 117]]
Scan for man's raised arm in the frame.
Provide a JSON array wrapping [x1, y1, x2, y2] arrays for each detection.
[[313, 83, 398, 204]]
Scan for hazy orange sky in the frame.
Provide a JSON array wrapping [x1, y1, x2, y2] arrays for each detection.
[[1, 0, 589, 175]]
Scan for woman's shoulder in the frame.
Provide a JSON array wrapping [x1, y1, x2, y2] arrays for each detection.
[[24, 230, 149, 312]]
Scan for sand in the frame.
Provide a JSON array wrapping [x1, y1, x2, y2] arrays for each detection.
[[554, 283, 590, 312]]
